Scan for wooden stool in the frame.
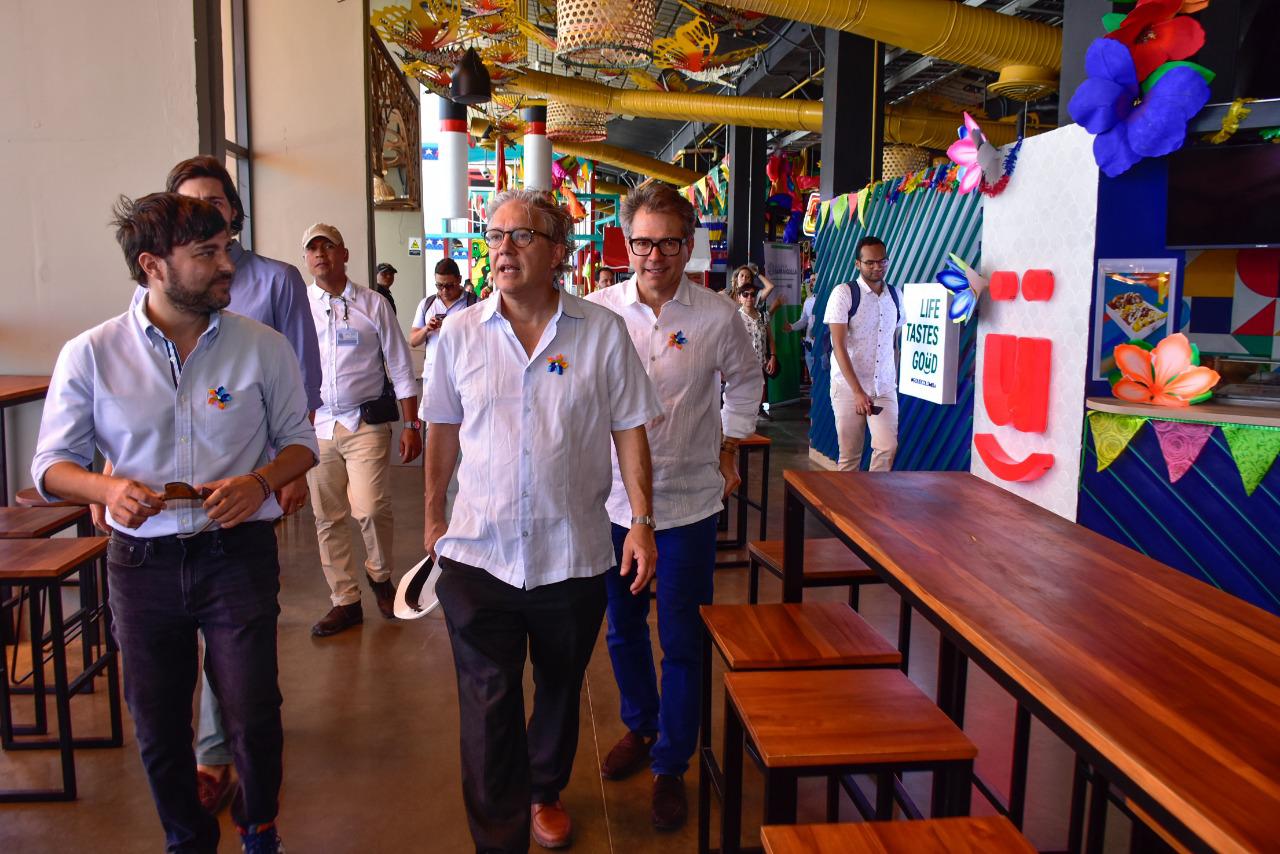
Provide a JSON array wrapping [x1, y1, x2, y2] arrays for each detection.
[[13, 487, 81, 509], [748, 537, 916, 671], [747, 539, 879, 607], [0, 537, 122, 802], [699, 603, 901, 854], [717, 433, 772, 567], [761, 816, 1035, 853], [720, 668, 977, 854]]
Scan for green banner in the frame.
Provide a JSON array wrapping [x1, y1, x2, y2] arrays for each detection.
[[1221, 424, 1280, 496], [767, 306, 803, 405]]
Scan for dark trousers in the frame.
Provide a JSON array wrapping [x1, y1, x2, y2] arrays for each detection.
[[107, 522, 283, 854], [605, 514, 718, 776], [436, 556, 607, 854]]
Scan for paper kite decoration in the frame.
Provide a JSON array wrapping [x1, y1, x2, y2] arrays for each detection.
[[945, 113, 1023, 197], [935, 253, 989, 324]]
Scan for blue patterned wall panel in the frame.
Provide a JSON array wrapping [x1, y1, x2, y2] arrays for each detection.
[[1079, 424, 1280, 616], [810, 172, 983, 471]]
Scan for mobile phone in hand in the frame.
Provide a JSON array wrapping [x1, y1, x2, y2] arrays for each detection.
[[870, 404, 884, 415]]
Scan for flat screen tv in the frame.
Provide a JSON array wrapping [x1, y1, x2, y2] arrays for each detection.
[[1166, 142, 1280, 249]]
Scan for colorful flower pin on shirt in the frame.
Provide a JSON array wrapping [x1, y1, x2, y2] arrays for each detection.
[[207, 386, 232, 409], [546, 354, 568, 375], [668, 331, 688, 349]]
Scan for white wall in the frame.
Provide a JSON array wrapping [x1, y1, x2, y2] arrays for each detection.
[[249, 0, 370, 281], [0, 0, 198, 496], [374, 209, 426, 340]]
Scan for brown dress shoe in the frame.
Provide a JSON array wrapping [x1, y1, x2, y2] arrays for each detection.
[[600, 730, 656, 780], [311, 602, 363, 637], [368, 575, 396, 619], [651, 774, 687, 831], [531, 800, 572, 849]]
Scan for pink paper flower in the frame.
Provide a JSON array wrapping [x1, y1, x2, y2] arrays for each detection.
[[1110, 333, 1219, 406]]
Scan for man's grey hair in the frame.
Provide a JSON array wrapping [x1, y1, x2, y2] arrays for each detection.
[[619, 183, 697, 240], [488, 189, 575, 274]]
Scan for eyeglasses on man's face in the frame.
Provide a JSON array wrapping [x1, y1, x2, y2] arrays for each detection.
[[483, 227, 552, 249], [627, 237, 687, 257], [858, 258, 890, 267]]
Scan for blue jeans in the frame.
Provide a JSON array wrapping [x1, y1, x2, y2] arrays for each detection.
[[606, 514, 718, 777], [107, 522, 283, 854]]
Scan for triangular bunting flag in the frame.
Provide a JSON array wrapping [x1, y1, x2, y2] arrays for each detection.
[[832, 194, 849, 228], [1151, 420, 1215, 483], [1089, 412, 1147, 472], [1220, 424, 1280, 496], [857, 187, 871, 226], [818, 201, 830, 228]]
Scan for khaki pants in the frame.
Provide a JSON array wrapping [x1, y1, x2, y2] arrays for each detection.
[[830, 384, 898, 472], [307, 421, 394, 607]]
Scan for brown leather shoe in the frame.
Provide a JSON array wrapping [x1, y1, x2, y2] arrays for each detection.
[[651, 774, 687, 831], [368, 575, 396, 619], [600, 730, 655, 780], [531, 800, 572, 849], [311, 602, 363, 637]]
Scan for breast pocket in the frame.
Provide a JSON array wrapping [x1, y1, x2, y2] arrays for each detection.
[[201, 383, 267, 447]]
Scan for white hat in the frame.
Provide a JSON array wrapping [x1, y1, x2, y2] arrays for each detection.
[[301, 222, 345, 249], [393, 556, 442, 620]]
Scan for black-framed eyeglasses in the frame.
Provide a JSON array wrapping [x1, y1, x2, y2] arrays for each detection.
[[483, 227, 552, 249], [859, 258, 890, 267], [627, 237, 687, 257]]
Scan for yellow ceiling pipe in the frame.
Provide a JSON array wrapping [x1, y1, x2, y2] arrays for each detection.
[[550, 140, 705, 187], [884, 107, 1030, 151], [724, 0, 1061, 82], [594, 180, 631, 197], [503, 69, 825, 134]]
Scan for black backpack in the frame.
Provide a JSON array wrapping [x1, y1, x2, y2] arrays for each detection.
[[819, 281, 901, 373], [422, 290, 478, 315]]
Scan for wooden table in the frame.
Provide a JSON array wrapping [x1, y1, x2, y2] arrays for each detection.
[[0, 376, 51, 508], [782, 470, 1280, 854], [0, 537, 121, 801]]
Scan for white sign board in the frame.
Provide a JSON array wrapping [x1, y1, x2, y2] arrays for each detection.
[[899, 282, 959, 405], [762, 241, 802, 305], [408, 237, 423, 257]]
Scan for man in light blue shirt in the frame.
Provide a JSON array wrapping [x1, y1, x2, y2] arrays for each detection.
[[121, 156, 321, 812], [33, 193, 317, 854]]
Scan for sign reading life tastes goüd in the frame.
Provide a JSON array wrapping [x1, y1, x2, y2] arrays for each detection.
[[898, 283, 959, 405]]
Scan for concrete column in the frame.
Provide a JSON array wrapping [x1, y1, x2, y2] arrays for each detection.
[[820, 30, 883, 199], [727, 124, 767, 266]]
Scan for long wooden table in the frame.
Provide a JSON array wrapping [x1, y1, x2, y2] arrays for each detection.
[[782, 470, 1280, 854], [0, 376, 51, 507]]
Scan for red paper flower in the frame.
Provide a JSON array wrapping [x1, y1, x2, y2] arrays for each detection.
[[1107, 0, 1206, 80]]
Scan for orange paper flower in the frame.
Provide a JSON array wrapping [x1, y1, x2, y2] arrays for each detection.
[[1110, 333, 1219, 407]]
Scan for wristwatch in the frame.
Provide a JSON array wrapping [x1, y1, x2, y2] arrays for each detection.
[[631, 515, 655, 528], [404, 420, 422, 430]]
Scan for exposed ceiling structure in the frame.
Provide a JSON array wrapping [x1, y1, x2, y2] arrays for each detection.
[[373, 0, 1065, 187]]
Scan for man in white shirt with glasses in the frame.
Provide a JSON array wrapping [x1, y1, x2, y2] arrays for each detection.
[[303, 223, 421, 637], [587, 184, 760, 831], [423, 189, 661, 853]]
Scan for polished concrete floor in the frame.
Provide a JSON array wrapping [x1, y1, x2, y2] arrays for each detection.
[[0, 404, 1127, 853]]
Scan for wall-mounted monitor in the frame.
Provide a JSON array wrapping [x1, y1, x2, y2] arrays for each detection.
[[1166, 142, 1280, 249]]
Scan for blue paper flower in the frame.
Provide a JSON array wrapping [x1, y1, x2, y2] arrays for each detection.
[[936, 256, 978, 324], [1067, 38, 1210, 177]]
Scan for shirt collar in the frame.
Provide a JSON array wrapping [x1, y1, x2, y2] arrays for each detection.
[[857, 275, 891, 295], [309, 279, 356, 302], [619, 276, 693, 308], [131, 291, 222, 343], [482, 287, 582, 323], [228, 240, 246, 265]]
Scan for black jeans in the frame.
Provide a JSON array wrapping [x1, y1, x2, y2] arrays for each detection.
[[107, 522, 282, 854], [436, 556, 607, 854]]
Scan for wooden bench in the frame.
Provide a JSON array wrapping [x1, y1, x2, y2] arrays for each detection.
[[0, 537, 122, 802], [698, 603, 901, 854], [720, 668, 977, 854], [717, 433, 771, 567], [761, 816, 1035, 853]]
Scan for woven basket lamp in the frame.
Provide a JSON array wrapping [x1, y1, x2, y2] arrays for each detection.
[[881, 144, 931, 180], [557, 0, 656, 68], [546, 102, 609, 143]]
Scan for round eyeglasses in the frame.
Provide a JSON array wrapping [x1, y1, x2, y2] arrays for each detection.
[[858, 258, 890, 267], [483, 227, 553, 249], [627, 237, 687, 257]]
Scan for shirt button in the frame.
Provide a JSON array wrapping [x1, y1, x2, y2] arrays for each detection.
[[523, 449, 530, 456], [650, 356, 656, 362], [522, 531, 529, 538], [180, 436, 189, 444], [653, 324, 659, 331]]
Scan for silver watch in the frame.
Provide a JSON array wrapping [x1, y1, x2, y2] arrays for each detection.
[[631, 515, 655, 528]]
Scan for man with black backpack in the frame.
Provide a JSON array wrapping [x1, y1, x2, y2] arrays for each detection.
[[824, 235, 901, 471], [410, 258, 477, 423]]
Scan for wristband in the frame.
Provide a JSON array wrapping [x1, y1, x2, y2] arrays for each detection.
[[248, 471, 271, 499]]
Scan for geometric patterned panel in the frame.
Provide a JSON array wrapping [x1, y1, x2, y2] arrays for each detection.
[[1185, 248, 1280, 357], [809, 169, 983, 472], [1184, 248, 1238, 297], [1078, 422, 1280, 617]]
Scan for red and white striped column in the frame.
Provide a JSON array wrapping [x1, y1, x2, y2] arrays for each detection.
[[522, 105, 551, 192], [439, 97, 469, 218]]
